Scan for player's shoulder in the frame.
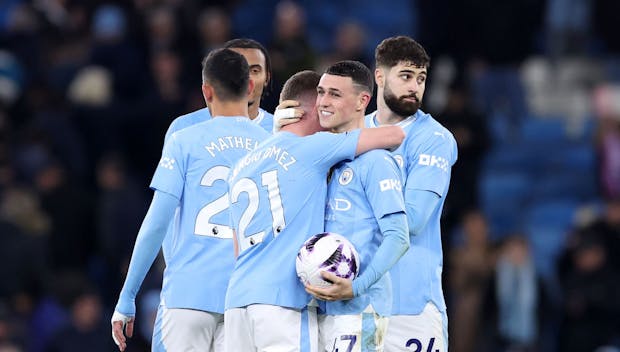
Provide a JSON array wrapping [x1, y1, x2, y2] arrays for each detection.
[[416, 110, 456, 145], [169, 107, 212, 131]]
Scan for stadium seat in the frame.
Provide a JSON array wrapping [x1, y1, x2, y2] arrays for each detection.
[[531, 171, 597, 201], [479, 171, 531, 236], [483, 144, 539, 175], [519, 116, 568, 144]]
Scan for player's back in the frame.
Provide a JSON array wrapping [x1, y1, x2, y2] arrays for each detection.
[[226, 130, 361, 311], [152, 116, 270, 313], [164, 107, 274, 144], [323, 149, 405, 316], [366, 109, 457, 315], [161, 108, 274, 262]]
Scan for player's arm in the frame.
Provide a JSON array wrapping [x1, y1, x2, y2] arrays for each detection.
[[111, 190, 178, 351], [307, 154, 409, 300], [355, 126, 405, 155], [352, 211, 409, 295], [307, 212, 409, 301], [405, 188, 441, 235], [404, 132, 456, 235]]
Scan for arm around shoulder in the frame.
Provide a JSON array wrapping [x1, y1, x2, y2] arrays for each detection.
[[356, 125, 405, 156]]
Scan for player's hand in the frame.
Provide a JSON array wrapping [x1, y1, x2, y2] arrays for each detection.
[[274, 100, 303, 132], [111, 311, 135, 351], [304, 271, 354, 301]]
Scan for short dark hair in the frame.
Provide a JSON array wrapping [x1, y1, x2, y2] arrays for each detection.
[[375, 36, 430, 69], [224, 38, 272, 95], [324, 60, 373, 95], [280, 70, 320, 101], [201, 48, 249, 101]]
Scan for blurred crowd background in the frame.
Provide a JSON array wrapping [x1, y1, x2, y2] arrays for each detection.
[[0, 0, 619, 351]]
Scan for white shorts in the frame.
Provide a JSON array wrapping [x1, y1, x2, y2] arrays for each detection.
[[318, 305, 389, 352], [152, 302, 224, 352], [225, 304, 318, 352], [384, 303, 448, 352]]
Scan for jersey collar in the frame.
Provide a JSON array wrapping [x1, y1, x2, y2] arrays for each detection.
[[369, 110, 418, 128], [253, 108, 265, 124]]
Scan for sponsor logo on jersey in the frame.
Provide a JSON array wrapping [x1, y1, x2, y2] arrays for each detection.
[[380, 178, 402, 192], [339, 168, 354, 185], [159, 156, 175, 170], [327, 198, 352, 212], [418, 154, 449, 172]]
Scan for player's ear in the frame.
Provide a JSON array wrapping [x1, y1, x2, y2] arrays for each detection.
[[202, 84, 214, 104], [375, 67, 385, 89], [356, 91, 371, 111]]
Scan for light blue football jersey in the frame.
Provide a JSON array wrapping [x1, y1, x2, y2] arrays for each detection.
[[164, 107, 274, 144], [322, 149, 406, 317], [225, 129, 362, 310], [150, 116, 270, 313], [161, 107, 274, 262], [366, 110, 458, 315]]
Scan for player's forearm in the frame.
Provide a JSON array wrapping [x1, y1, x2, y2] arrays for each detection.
[[405, 188, 441, 236], [116, 190, 177, 314], [356, 126, 405, 155], [352, 211, 409, 296]]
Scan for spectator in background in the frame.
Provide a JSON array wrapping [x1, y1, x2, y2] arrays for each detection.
[[266, 0, 316, 111], [128, 49, 189, 178], [196, 7, 232, 55], [319, 21, 371, 70], [145, 6, 179, 53], [449, 210, 495, 352], [558, 235, 620, 352], [94, 153, 148, 304], [593, 84, 620, 200], [33, 160, 94, 272], [89, 4, 146, 100], [46, 274, 118, 352], [496, 235, 538, 352], [438, 80, 489, 234]]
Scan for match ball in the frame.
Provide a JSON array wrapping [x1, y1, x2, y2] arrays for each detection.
[[295, 232, 360, 288]]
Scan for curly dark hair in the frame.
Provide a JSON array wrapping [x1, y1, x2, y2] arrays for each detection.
[[375, 36, 430, 69]]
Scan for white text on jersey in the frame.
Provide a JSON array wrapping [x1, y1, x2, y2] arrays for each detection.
[[205, 136, 259, 157]]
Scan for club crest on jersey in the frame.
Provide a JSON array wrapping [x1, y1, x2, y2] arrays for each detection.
[[159, 157, 175, 170], [339, 168, 354, 185]]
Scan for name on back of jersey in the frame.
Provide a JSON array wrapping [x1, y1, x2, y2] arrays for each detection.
[[204, 136, 260, 157], [231, 144, 297, 179]]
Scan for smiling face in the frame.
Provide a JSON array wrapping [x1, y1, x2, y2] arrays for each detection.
[[316, 73, 370, 133], [379, 61, 427, 118]]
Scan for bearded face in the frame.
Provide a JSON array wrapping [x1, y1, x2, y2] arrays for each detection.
[[383, 79, 421, 118]]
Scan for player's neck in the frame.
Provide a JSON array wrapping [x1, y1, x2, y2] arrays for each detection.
[[210, 100, 249, 118], [331, 115, 365, 133], [248, 102, 260, 120], [376, 96, 407, 126]]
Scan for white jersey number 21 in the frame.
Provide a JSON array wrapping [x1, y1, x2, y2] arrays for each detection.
[[230, 169, 285, 253]]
